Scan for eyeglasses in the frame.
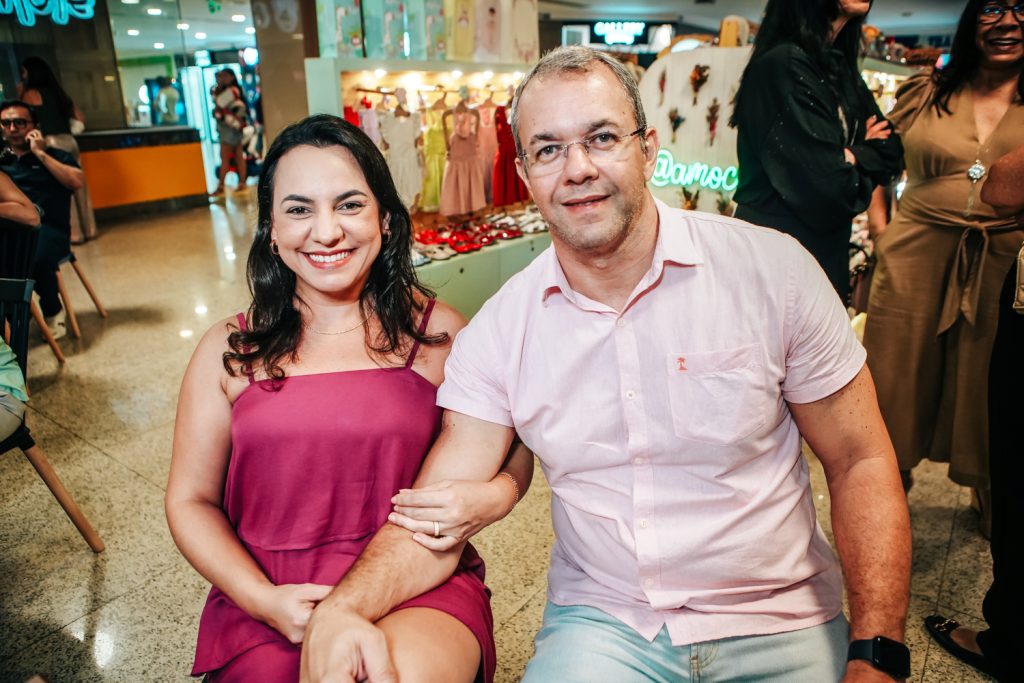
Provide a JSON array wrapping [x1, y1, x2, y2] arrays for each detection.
[[521, 128, 645, 176], [0, 118, 29, 129], [979, 2, 1024, 23]]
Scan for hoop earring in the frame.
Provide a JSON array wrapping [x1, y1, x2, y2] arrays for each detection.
[[270, 240, 280, 255]]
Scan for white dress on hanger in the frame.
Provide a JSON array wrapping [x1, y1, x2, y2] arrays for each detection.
[[379, 111, 424, 209]]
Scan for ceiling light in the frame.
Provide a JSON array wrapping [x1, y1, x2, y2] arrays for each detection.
[[146, 7, 161, 15], [244, 26, 255, 34], [153, 42, 165, 48], [451, 70, 463, 78], [126, 28, 140, 35], [482, 70, 494, 79], [374, 69, 387, 78], [231, 14, 245, 22], [194, 31, 207, 39], [176, 22, 189, 29], [121, 0, 139, 4]]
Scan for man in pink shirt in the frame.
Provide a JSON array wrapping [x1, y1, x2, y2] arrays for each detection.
[[302, 46, 912, 682]]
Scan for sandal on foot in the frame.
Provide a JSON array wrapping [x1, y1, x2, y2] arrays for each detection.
[[924, 615, 996, 677]]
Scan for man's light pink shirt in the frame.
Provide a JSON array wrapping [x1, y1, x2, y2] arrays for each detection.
[[437, 198, 866, 646]]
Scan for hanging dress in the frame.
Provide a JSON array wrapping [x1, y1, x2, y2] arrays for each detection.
[[380, 110, 424, 209], [492, 105, 529, 206], [421, 109, 447, 212], [476, 105, 499, 205], [440, 110, 487, 216], [193, 304, 496, 682]]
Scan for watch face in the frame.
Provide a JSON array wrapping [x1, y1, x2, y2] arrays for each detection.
[[874, 636, 911, 678]]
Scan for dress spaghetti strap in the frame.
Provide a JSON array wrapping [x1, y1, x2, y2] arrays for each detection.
[[235, 312, 255, 385], [404, 299, 437, 369]]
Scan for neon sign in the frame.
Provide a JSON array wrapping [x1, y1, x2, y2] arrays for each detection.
[[0, 0, 94, 26], [594, 21, 646, 46], [651, 149, 738, 192]]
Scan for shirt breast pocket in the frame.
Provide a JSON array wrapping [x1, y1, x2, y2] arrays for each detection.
[[666, 344, 768, 445]]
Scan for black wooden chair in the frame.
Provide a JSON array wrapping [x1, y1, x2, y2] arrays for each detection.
[[0, 221, 65, 362], [0, 220, 104, 552]]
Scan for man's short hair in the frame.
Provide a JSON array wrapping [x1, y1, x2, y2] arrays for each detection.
[[0, 100, 37, 125], [510, 45, 647, 159]]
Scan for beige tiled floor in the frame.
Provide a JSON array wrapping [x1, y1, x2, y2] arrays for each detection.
[[0, 195, 994, 681]]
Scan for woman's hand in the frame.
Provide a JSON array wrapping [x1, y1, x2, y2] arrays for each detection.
[[864, 115, 892, 142], [388, 477, 517, 551], [844, 148, 857, 166], [254, 583, 334, 644]]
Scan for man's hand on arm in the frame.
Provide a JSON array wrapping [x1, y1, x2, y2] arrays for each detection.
[[299, 410, 514, 683], [789, 366, 912, 682], [27, 131, 84, 191]]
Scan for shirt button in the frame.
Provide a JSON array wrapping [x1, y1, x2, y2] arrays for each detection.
[[633, 456, 646, 465], [616, 318, 626, 328], [644, 577, 654, 588], [638, 518, 649, 529], [625, 390, 636, 400]]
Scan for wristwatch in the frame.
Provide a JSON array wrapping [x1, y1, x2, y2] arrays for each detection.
[[847, 636, 911, 679]]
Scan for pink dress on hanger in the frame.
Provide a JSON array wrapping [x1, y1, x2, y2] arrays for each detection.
[[476, 105, 499, 205], [440, 111, 487, 216], [193, 304, 497, 683]]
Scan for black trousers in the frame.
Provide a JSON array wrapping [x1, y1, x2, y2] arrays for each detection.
[[31, 223, 69, 317], [976, 265, 1023, 682]]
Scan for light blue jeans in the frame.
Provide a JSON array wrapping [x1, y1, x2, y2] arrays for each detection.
[[521, 603, 849, 682]]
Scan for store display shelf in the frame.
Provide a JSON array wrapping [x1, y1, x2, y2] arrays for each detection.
[[416, 231, 552, 319], [305, 56, 532, 117]]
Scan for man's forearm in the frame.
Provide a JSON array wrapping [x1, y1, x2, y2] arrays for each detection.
[[828, 455, 911, 641], [35, 151, 84, 190], [317, 522, 463, 622], [981, 145, 1024, 216]]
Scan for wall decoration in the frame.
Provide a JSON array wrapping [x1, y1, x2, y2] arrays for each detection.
[[690, 64, 709, 105], [1, 0, 95, 26]]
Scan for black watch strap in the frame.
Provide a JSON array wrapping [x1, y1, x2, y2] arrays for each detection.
[[848, 637, 911, 679]]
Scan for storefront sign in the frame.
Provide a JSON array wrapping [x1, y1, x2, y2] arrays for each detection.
[[0, 0, 94, 26], [651, 149, 738, 191], [593, 21, 645, 46]]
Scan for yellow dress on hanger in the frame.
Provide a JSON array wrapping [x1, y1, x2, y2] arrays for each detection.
[[420, 108, 447, 212]]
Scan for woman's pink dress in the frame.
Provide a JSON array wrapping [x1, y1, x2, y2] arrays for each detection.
[[193, 302, 496, 682]]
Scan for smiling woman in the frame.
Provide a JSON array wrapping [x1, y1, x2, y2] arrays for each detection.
[[863, 0, 1023, 527], [164, 114, 534, 683]]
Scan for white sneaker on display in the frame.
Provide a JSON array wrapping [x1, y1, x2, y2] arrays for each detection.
[[43, 308, 67, 341]]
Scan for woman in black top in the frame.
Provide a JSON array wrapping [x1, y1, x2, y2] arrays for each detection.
[[731, 0, 903, 301], [18, 56, 97, 242]]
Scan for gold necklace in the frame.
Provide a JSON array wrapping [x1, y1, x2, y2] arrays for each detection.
[[303, 316, 368, 336]]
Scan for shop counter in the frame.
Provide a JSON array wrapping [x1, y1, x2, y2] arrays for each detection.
[[76, 127, 208, 219], [416, 232, 552, 318]]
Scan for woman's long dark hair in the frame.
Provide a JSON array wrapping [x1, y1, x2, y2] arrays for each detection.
[[223, 114, 444, 380], [932, 0, 1024, 114], [730, 0, 870, 126], [21, 56, 75, 120]]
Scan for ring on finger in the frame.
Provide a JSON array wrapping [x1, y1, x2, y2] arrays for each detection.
[[433, 520, 442, 538]]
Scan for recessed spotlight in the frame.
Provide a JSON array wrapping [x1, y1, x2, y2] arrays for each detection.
[[244, 26, 255, 34], [179, 329, 194, 338], [127, 28, 140, 35], [176, 22, 189, 29], [482, 70, 494, 79], [121, 0, 139, 4], [146, 7, 162, 15], [231, 13, 245, 22], [153, 41, 165, 48], [195, 31, 207, 39], [451, 70, 463, 78], [374, 69, 387, 78], [194, 305, 208, 315]]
